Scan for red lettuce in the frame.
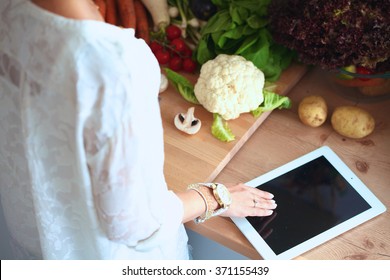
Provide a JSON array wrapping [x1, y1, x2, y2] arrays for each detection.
[[267, 0, 390, 73]]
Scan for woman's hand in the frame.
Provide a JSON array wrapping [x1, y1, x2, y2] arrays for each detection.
[[177, 182, 276, 223], [221, 183, 277, 218]]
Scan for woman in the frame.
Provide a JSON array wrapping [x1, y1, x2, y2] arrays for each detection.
[[0, 0, 276, 259]]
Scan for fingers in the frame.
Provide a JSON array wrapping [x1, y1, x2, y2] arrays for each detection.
[[223, 182, 277, 218], [249, 198, 276, 217], [251, 207, 274, 217], [248, 198, 276, 217], [232, 183, 276, 206], [250, 187, 274, 200], [253, 198, 277, 210]]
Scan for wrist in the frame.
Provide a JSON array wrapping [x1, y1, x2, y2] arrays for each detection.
[[187, 183, 232, 223]]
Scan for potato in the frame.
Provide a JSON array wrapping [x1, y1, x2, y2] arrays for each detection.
[[298, 95, 328, 127], [331, 106, 375, 139]]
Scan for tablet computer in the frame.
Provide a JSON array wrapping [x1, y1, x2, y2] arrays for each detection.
[[231, 146, 386, 260]]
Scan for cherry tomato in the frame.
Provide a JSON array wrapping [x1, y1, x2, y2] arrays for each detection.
[[149, 41, 163, 54], [169, 56, 183, 71], [170, 38, 187, 53], [166, 25, 182, 41], [154, 49, 170, 65], [181, 47, 193, 58], [183, 58, 197, 73]]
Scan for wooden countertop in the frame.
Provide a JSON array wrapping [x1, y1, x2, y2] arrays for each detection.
[[161, 63, 307, 191], [184, 67, 390, 260]]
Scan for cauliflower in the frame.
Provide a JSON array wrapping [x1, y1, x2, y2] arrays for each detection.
[[194, 54, 265, 120]]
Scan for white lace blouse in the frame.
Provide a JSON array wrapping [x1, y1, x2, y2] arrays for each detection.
[[0, 1, 189, 259]]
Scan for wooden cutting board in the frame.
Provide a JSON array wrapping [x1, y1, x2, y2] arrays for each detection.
[[160, 63, 307, 191]]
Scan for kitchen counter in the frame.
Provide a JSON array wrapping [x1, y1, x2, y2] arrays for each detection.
[[183, 67, 390, 260]]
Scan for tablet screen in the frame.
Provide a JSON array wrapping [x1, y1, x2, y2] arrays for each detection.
[[246, 155, 371, 255]]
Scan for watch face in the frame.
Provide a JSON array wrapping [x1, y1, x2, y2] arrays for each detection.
[[217, 184, 232, 205]]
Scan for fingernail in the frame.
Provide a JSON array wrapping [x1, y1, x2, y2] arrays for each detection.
[[266, 210, 273, 215]]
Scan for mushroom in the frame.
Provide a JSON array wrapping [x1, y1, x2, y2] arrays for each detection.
[[174, 107, 201, 135]]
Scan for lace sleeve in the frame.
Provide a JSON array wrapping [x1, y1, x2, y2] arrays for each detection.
[[78, 33, 185, 250], [82, 73, 163, 247]]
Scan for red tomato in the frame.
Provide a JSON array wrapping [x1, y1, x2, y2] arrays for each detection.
[[149, 41, 163, 54], [154, 49, 170, 65], [166, 25, 182, 41], [170, 38, 187, 53], [169, 56, 183, 71], [181, 47, 193, 58], [183, 58, 197, 73]]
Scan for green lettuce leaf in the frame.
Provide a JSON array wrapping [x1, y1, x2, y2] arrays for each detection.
[[164, 68, 200, 104], [211, 113, 235, 142], [196, 0, 294, 81], [251, 90, 292, 117]]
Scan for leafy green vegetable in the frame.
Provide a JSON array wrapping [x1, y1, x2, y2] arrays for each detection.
[[251, 90, 292, 117], [195, 0, 295, 81], [164, 68, 200, 104], [211, 113, 235, 142], [211, 90, 292, 142], [268, 0, 390, 72], [164, 70, 291, 143]]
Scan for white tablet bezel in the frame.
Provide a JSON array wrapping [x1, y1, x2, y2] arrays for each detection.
[[231, 146, 386, 260]]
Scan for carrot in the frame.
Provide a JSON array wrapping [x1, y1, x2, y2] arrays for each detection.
[[94, 0, 107, 19], [105, 0, 118, 25], [134, 0, 150, 44], [117, 0, 137, 29]]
